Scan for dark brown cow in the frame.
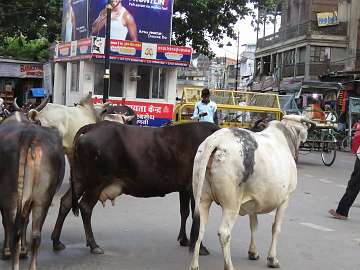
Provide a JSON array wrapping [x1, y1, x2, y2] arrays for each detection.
[[0, 112, 65, 270], [52, 121, 219, 255]]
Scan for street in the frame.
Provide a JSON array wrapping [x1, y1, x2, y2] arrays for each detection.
[[1, 151, 360, 270]]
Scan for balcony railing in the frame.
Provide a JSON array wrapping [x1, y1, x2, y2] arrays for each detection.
[[257, 21, 348, 49]]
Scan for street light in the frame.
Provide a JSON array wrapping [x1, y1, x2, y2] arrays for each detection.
[[103, 0, 112, 103]]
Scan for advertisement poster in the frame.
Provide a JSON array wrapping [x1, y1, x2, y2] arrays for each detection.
[[93, 97, 174, 126], [61, 0, 89, 42], [90, 0, 174, 44]]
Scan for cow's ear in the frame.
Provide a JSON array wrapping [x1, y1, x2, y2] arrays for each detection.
[[79, 93, 93, 107], [28, 110, 39, 122]]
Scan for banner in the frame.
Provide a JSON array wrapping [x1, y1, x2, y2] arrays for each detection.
[[317, 11, 338, 27], [90, 0, 174, 44], [93, 97, 174, 126], [61, 0, 89, 42]]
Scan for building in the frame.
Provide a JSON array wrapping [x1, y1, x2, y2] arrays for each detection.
[[53, 0, 191, 126], [227, 44, 256, 89], [255, 0, 360, 89], [0, 57, 46, 107]]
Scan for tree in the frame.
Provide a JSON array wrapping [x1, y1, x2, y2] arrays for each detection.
[[172, 0, 280, 56], [0, 37, 50, 62], [0, 0, 63, 43]]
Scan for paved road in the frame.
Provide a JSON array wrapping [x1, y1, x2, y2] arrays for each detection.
[[1, 151, 360, 270]]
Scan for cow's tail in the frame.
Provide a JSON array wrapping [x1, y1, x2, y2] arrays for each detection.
[[13, 132, 41, 254], [190, 133, 221, 246], [71, 123, 96, 217]]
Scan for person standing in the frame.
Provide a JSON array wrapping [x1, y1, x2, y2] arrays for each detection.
[[191, 88, 217, 124], [329, 144, 360, 220]]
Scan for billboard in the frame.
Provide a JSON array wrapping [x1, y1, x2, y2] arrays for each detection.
[[90, 0, 174, 44], [61, 0, 89, 42]]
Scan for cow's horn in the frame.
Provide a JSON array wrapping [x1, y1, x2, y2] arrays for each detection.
[[79, 93, 93, 106], [13, 98, 21, 111], [34, 96, 50, 112]]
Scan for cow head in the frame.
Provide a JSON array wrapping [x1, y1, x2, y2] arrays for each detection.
[[279, 115, 316, 158], [28, 96, 50, 123]]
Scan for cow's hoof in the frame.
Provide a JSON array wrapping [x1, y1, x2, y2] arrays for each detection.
[[199, 244, 210, 256], [20, 247, 28, 259], [179, 237, 189, 247], [53, 241, 66, 251], [267, 257, 280, 268], [2, 248, 11, 260], [189, 267, 199, 270], [248, 251, 260, 260], [91, 247, 104, 254]]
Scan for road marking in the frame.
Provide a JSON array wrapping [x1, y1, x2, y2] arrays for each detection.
[[304, 174, 314, 178], [336, 184, 347, 189], [318, 178, 333, 184], [299, 222, 334, 232]]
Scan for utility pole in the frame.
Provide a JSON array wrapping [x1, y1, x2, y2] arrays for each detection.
[[235, 30, 240, 91], [103, 0, 112, 103]]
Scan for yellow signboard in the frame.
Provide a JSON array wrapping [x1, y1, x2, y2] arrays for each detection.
[[317, 11, 338, 27]]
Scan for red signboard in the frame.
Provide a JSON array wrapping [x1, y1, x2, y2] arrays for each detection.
[[20, 64, 43, 77]]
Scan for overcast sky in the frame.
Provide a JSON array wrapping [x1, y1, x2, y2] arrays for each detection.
[[211, 5, 281, 59]]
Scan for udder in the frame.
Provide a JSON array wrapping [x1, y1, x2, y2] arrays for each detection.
[[99, 183, 122, 207]]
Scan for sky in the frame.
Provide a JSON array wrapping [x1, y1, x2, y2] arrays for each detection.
[[211, 5, 281, 59]]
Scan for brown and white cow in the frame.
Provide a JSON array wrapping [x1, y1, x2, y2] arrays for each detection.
[[0, 112, 65, 270]]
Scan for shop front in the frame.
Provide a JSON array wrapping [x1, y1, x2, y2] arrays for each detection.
[[0, 58, 45, 107]]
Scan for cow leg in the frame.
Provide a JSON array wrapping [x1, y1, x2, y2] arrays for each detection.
[[51, 188, 72, 251], [189, 194, 212, 270], [177, 191, 190, 246], [1, 210, 12, 260], [248, 214, 260, 260], [29, 203, 49, 270], [20, 213, 29, 259], [267, 200, 289, 268], [79, 190, 103, 254], [190, 196, 209, 256]]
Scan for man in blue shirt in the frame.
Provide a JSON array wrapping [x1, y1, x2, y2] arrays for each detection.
[[191, 88, 217, 124]]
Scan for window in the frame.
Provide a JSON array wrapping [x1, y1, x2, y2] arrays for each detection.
[[70, 62, 79, 92], [94, 63, 124, 97], [311, 46, 330, 62], [94, 63, 104, 95], [152, 68, 165, 99], [109, 64, 124, 97], [283, 50, 295, 65], [136, 66, 166, 99]]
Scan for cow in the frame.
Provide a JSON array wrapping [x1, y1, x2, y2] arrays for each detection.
[[26, 94, 134, 252], [189, 115, 315, 270], [63, 122, 220, 255], [0, 112, 65, 270]]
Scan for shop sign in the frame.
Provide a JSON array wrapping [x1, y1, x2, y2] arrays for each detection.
[[20, 64, 43, 77], [93, 97, 174, 127], [317, 11, 338, 27]]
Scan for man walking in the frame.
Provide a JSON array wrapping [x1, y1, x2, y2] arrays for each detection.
[[191, 88, 217, 124], [329, 141, 360, 220]]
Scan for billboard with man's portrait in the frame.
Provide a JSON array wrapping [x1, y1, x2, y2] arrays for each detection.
[[90, 0, 174, 44]]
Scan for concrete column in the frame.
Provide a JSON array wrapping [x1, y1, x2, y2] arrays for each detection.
[[305, 44, 311, 80], [53, 63, 65, 105], [260, 57, 264, 75], [166, 68, 177, 104], [270, 54, 274, 73], [294, 47, 298, 77], [65, 62, 72, 106]]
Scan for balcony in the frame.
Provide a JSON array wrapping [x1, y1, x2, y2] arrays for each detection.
[[257, 21, 348, 50]]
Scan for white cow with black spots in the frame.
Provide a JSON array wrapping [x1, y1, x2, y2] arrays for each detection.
[[189, 115, 315, 270]]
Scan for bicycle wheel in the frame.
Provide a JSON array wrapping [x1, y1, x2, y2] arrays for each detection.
[[321, 135, 336, 166], [341, 136, 351, 152]]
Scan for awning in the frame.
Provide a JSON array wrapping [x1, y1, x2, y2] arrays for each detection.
[[31, 88, 47, 98]]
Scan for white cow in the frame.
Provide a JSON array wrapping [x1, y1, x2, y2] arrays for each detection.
[[28, 94, 134, 155], [189, 115, 314, 270]]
